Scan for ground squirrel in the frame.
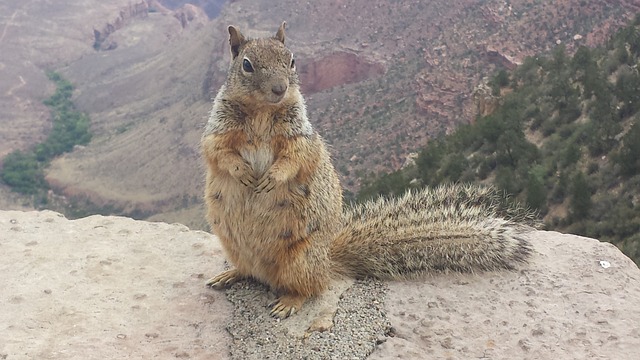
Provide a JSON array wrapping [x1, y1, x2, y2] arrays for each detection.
[[201, 22, 538, 318]]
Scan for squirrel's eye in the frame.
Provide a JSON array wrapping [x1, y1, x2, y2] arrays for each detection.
[[290, 57, 295, 69], [242, 58, 254, 73]]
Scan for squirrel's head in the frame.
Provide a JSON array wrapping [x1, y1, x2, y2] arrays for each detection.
[[226, 22, 299, 106]]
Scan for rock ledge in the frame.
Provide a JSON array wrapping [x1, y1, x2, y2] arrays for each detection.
[[1, 211, 639, 359]]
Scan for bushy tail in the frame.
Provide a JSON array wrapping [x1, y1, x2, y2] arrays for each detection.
[[330, 184, 540, 279]]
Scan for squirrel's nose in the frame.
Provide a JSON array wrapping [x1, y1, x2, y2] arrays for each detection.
[[271, 83, 287, 96]]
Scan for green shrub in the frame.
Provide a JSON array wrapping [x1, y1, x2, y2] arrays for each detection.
[[1, 72, 91, 194], [1, 151, 47, 194]]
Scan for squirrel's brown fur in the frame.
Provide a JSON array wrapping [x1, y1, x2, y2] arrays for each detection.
[[201, 22, 538, 318]]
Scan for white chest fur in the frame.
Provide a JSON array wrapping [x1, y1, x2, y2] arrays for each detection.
[[240, 112, 277, 176], [240, 144, 273, 176]]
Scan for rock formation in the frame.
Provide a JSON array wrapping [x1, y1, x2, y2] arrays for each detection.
[[93, 1, 150, 51], [473, 80, 501, 118], [297, 52, 385, 94], [172, 4, 209, 29]]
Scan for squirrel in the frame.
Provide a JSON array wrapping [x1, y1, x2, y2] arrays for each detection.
[[201, 22, 539, 319]]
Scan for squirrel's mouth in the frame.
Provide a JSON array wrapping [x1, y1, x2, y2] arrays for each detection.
[[265, 92, 287, 104]]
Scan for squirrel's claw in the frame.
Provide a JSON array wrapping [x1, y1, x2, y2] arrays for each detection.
[[239, 177, 255, 188], [269, 301, 297, 319], [237, 173, 256, 188], [232, 162, 256, 187], [206, 269, 241, 289], [255, 174, 276, 193], [268, 294, 307, 319]]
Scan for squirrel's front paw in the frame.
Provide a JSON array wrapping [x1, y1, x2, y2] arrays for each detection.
[[230, 163, 256, 187], [255, 172, 278, 193], [237, 172, 256, 188]]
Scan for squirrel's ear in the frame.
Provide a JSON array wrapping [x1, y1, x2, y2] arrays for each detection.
[[228, 25, 245, 59], [275, 21, 286, 44]]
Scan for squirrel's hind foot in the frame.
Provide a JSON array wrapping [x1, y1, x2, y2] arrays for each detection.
[[269, 293, 308, 319], [206, 268, 241, 289]]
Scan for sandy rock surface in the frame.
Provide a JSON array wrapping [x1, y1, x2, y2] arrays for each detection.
[[0, 211, 231, 360], [372, 231, 640, 359], [1, 211, 639, 360]]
